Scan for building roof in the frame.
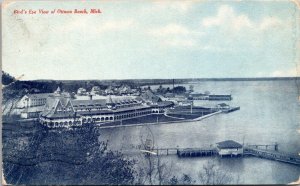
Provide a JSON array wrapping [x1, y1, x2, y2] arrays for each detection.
[[41, 97, 74, 117], [72, 99, 107, 107], [41, 111, 80, 119], [209, 95, 231, 97], [112, 105, 150, 112], [25, 93, 54, 99], [153, 101, 174, 107], [79, 110, 114, 115], [72, 97, 138, 107], [21, 105, 45, 113], [216, 140, 243, 149], [55, 86, 61, 92], [40, 95, 146, 119], [190, 92, 206, 96], [140, 90, 162, 103]]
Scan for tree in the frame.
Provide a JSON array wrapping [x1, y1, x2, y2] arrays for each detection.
[[136, 152, 175, 185], [2, 71, 16, 85], [169, 176, 178, 185], [3, 126, 136, 185], [198, 159, 235, 185], [166, 174, 196, 185], [137, 126, 178, 185], [172, 86, 186, 94], [180, 174, 194, 185]]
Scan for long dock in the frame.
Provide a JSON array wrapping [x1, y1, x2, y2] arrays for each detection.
[[146, 143, 300, 166], [151, 148, 218, 157], [243, 147, 300, 165], [222, 106, 240, 113]]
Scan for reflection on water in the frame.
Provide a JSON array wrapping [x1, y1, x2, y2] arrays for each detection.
[[99, 80, 300, 184]]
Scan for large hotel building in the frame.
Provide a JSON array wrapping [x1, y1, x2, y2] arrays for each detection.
[[39, 94, 174, 128]]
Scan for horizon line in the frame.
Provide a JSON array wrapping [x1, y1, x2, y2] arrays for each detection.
[[22, 76, 300, 82]]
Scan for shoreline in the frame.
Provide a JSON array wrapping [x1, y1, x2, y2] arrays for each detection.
[[3, 110, 223, 130], [95, 111, 222, 129]]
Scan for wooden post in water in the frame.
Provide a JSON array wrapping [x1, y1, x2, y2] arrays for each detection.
[[275, 143, 278, 151]]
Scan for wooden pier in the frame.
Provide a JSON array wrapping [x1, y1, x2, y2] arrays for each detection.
[[144, 142, 300, 166], [152, 148, 178, 155], [151, 147, 218, 157], [177, 148, 218, 157], [244, 147, 300, 165], [223, 106, 240, 113], [246, 143, 279, 151]]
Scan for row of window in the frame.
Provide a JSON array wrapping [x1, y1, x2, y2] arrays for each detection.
[[57, 107, 72, 112], [41, 108, 166, 127], [81, 110, 154, 123], [42, 120, 82, 128]]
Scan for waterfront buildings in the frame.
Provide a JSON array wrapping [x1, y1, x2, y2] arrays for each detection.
[[39, 95, 174, 128], [16, 84, 234, 124]]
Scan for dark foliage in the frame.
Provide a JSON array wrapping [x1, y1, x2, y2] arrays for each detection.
[[2, 71, 16, 85], [171, 86, 187, 94], [2, 124, 135, 185], [2, 80, 58, 102]]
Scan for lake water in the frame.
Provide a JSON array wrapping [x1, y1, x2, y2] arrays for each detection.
[[99, 80, 300, 184]]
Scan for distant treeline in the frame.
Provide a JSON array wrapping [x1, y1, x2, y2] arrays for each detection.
[[35, 77, 300, 85], [2, 69, 299, 102], [35, 79, 189, 86], [189, 77, 300, 81]]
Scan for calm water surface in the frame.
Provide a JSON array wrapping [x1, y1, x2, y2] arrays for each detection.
[[99, 80, 300, 184]]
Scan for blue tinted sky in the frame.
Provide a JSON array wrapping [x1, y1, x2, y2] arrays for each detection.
[[2, 0, 300, 80]]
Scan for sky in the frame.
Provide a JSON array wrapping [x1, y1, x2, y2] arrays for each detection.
[[2, 0, 300, 80]]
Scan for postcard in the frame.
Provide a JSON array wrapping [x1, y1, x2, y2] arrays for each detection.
[[1, 0, 300, 185]]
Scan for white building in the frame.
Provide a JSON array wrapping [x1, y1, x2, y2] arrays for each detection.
[[216, 140, 243, 157], [39, 96, 174, 128], [39, 97, 82, 128], [17, 87, 63, 108], [17, 93, 54, 108]]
